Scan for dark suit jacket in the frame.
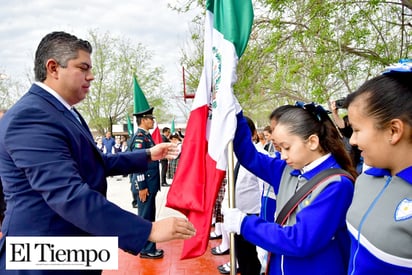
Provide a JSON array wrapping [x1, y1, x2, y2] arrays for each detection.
[[0, 84, 153, 268], [161, 134, 170, 143]]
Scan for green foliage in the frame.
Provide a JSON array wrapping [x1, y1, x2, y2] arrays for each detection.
[[178, 0, 411, 126], [78, 30, 169, 136]]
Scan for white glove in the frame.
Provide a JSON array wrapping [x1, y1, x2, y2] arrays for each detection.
[[223, 208, 246, 234]]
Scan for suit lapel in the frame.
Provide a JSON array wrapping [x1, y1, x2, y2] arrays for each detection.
[[70, 107, 94, 139], [29, 85, 101, 154]]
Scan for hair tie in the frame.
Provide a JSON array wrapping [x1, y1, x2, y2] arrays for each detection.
[[295, 101, 331, 122], [382, 59, 412, 75]]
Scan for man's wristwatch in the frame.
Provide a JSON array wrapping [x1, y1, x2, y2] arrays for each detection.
[[145, 149, 152, 161]]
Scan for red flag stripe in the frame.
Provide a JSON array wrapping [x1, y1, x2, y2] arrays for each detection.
[[151, 122, 162, 145]]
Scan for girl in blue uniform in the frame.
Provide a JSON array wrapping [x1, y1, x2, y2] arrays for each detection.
[[224, 103, 357, 275], [345, 60, 412, 274]]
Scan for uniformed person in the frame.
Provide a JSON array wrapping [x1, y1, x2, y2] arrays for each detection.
[[345, 61, 412, 274], [130, 106, 164, 259]]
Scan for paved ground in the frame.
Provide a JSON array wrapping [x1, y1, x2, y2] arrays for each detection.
[[104, 175, 231, 274], [106, 175, 183, 220], [0, 175, 230, 274]]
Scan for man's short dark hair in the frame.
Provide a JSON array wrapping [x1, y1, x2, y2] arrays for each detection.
[[34, 31, 92, 82]]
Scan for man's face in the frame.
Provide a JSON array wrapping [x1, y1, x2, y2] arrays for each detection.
[[141, 116, 155, 130], [56, 50, 94, 106]]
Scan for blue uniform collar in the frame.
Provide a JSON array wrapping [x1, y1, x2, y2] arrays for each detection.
[[364, 166, 412, 185], [137, 127, 151, 134], [290, 154, 341, 179]]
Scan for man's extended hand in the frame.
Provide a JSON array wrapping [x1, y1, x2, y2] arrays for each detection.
[[149, 217, 196, 243], [149, 143, 178, 160]]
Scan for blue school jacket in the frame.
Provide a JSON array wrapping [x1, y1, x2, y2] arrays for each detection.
[[346, 167, 412, 274], [233, 112, 354, 275]]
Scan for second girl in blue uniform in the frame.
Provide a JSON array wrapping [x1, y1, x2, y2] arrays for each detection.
[[224, 103, 357, 275]]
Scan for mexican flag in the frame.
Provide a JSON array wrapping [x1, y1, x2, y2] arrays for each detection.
[[166, 0, 253, 259], [150, 121, 163, 145]]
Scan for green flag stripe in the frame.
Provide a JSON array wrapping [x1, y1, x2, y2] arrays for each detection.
[[206, 0, 253, 58], [171, 118, 176, 134], [126, 114, 134, 136]]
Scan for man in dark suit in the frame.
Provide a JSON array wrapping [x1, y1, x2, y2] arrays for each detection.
[[0, 31, 195, 274]]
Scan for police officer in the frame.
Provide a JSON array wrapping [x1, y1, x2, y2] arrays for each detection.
[[130, 106, 163, 259]]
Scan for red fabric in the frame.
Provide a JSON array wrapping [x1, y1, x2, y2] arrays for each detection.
[[151, 126, 162, 144], [166, 105, 226, 259]]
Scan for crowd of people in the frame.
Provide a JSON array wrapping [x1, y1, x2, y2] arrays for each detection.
[[0, 30, 411, 275], [94, 131, 128, 155]]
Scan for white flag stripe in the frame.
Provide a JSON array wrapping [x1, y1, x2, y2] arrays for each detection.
[[208, 28, 238, 170], [191, 11, 213, 111]]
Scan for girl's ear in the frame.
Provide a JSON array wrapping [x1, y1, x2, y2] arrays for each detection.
[[307, 134, 320, 151], [388, 118, 404, 145]]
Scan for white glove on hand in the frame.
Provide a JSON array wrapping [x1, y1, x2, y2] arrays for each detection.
[[223, 208, 246, 234]]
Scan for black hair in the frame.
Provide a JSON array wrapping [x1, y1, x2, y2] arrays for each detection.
[[170, 133, 181, 141], [269, 105, 295, 122], [244, 116, 257, 135], [136, 116, 143, 125], [34, 31, 92, 82], [276, 105, 357, 178], [346, 73, 412, 130]]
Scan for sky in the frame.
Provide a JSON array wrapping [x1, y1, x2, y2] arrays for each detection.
[[0, 0, 198, 92]]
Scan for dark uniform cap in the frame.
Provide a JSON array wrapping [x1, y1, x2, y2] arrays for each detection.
[[133, 107, 154, 117]]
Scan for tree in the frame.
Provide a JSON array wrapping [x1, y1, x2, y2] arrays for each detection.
[[0, 74, 24, 110], [175, 0, 411, 126], [79, 30, 172, 136], [247, 0, 411, 102]]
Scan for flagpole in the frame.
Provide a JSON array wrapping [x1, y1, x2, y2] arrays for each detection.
[[227, 141, 236, 275]]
